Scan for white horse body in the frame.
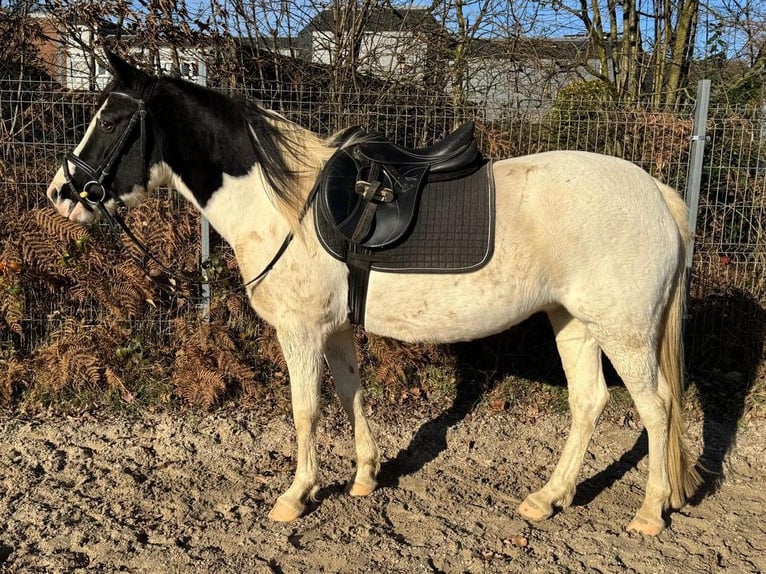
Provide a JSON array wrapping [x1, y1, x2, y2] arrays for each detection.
[[222, 150, 682, 345], [46, 57, 699, 535], [189, 146, 694, 536]]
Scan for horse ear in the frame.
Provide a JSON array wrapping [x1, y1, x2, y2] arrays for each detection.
[[104, 49, 152, 90]]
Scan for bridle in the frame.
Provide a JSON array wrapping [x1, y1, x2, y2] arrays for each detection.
[[61, 84, 296, 289], [63, 89, 152, 215]]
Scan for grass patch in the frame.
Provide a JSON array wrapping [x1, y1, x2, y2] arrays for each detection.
[[419, 365, 458, 402]]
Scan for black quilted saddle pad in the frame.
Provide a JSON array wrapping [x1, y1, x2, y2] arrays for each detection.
[[315, 161, 495, 273]]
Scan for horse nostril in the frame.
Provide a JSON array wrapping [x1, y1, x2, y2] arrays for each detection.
[[48, 181, 77, 204], [46, 184, 60, 202]]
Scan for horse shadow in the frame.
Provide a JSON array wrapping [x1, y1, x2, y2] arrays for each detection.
[[685, 290, 766, 504], [378, 312, 565, 487], [378, 292, 766, 510]]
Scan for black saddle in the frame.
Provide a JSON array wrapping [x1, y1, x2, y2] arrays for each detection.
[[317, 121, 482, 250]]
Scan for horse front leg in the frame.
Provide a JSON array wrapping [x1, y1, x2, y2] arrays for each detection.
[[268, 329, 324, 522], [323, 327, 380, 496]]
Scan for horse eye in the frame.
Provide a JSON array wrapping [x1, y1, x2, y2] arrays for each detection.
[[99, 119, 115, 133]]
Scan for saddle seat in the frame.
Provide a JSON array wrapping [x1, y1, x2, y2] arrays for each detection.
[[352, 120, 479, 174], [317, 120, 483, 250]]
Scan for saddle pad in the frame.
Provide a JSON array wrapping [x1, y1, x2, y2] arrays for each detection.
[[315, 161, 495, 273]]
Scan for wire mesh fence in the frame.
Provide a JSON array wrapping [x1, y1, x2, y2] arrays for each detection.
[[693, 106, 766, 296], [1, 76, 765, 379]]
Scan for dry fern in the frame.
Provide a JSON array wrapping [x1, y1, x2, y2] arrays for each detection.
[[359, 332, 455, 396], [69, 352, 102, 387], [20, 230, 64, 275], [105, 367, 134, 402], [2, 300, 24, 337], [169, 316, 260, 407], [173, 366, 226, 408], [0, 357, 28, 405], [34, 208, 89, 243]]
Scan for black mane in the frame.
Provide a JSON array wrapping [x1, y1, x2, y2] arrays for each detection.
[[238, 96, 307, 208]]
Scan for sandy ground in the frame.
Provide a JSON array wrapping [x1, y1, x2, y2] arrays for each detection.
[[0, 402, 764, 574]]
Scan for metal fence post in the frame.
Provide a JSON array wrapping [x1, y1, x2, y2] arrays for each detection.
[[200, 217, 211, 320], [196, 65, 211, 320], [685, 79, 711, 273]]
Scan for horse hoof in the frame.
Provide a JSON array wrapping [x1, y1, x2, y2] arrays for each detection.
[[518, 496, 553, 522], [268, 498, 304, 522], [348, 480, 376, 497], [627, 514, 665, 536]]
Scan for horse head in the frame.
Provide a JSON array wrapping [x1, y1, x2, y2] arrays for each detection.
[[47, 50, 161, 224]]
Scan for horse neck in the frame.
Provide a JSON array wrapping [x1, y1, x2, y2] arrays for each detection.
[[148, 84, 330, 251]]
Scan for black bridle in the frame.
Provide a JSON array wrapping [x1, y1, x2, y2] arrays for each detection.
[[61, 86, 295, 289]]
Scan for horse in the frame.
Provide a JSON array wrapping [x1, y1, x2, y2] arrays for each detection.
[[46, 50, 700, 535]]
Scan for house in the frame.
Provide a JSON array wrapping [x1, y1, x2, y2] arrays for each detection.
[[263, 10, 602, 112], [25, 10, 207, 90], [289, 8, 440, 83], [23, 5, 601, 108], [462, 36, 604, 116]]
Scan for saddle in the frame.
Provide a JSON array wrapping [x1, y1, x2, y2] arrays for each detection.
[[317, 121, 482, 249], [314, 121, 493, 326]]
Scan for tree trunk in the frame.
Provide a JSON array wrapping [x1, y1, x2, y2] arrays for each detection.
[[664, 0, 699, 109]]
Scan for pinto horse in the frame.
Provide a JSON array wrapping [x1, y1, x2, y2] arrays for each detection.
[[46, 51, 700, 534]]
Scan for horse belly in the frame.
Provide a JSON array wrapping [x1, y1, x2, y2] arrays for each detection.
[[363, 267, 551, 344], [363, 161, 554, 344]]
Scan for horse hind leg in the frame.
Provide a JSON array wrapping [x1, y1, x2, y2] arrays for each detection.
[[518, 308, 609, 522], [595, 331, 682, 535], [609, 344, 672, 533], [323, 327, 380, 497]]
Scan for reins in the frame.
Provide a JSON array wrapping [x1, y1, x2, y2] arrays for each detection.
[[62, 84, 308, 291], [95, 200, 296, 289]]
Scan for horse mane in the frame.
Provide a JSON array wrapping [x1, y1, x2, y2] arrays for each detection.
[[236, 97, 343, 231], [237, 99, 319, 220], [325, 126, 368, 149]]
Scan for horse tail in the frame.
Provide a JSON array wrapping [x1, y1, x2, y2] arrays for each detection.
[[655, 180, 701, 508]]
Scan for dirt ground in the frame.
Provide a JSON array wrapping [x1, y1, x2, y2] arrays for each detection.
[[0, 400, 763, 574]]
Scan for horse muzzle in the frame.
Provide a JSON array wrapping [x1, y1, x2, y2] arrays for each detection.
[[46, 167, 98, 224]]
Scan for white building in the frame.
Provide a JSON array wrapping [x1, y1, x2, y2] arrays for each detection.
[[295, 9, 436, 83], [29, 14, 207, 91]]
